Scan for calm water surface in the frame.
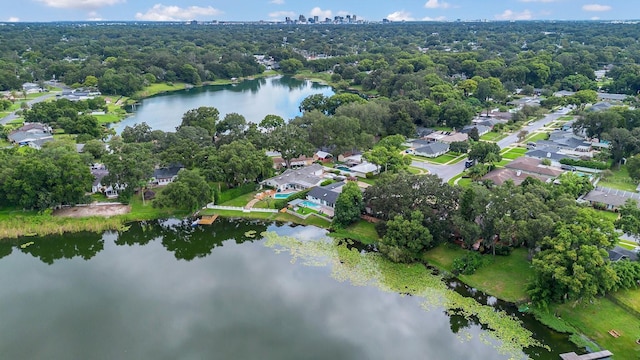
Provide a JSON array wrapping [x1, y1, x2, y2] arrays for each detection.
[[114, 76, 334, 133], [0, 219, 579, 360]]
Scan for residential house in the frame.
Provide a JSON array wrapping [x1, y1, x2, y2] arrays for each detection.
[[536, 130, 592, 153], [505, 157, 564, 178], [461, 125, 491, 137], [306, 181, 345, 208], [473, 117, 506, 128], [481, 168, 553, 186], [414, 142, 450, 158], [607, 246, 639, 262], [424, 131, 468, 144], [90, 165, 120, 198], [7, 123, 54, 149], [554, 90, 630, 103], [349, 162, 379, 178], [507, 97, 540, 109], [151, 165, 184, 186], [587, 102, 613, 112], [22, 82, 43, 94], [582, 187, 640, 211], [271, 155, 314, 170], [339, 153, 364, 166], [313, 151, 333, 163], [261, 164, 325, 192], [525, 147, 572, 166]]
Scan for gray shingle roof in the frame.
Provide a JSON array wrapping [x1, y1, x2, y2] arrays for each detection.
[[415, 142, 450, 156], [307, 181, 345, 206]]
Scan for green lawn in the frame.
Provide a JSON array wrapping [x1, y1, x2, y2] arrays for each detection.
[[495, 159, 512, 167], [330, 220, 379, 245], [94, 113, 123, 124], [457, 178, 473, 187], [448, 173, 465, 185], [501, 147, 527, 160], [610, 288, 640, 314], [598, 166, 639, 192], [557, 116, 575, 121], [423, 245, 531, 303], [133, 82, 186, 98], [480, 132, 507, 142], [553, 298, 640, 358], [219, 191, 259, 207], [412, 153, 458, 164], [593, 209, 619, 222], [524, 132, 549, 143]]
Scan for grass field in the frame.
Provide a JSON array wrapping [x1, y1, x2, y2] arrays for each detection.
[[423, 245, 531, 302], [457, 178, 473, 187], [330, 220, 379, 245], [480, 131, 508, 142], [133, 83, 186, 98], [219, 191, 258, 207], [94, 113, 123, 124], [598, 166, 639, 192], [412, 153, 460, 164], [524, 132, 549, 143], [553, 298, 640, 358], [501, 147, 527, 160], [610, 288, 640, 314]]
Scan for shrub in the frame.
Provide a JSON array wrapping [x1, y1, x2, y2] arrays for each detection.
[[559, 158, 608, 170], [452, 252, 485, 275]]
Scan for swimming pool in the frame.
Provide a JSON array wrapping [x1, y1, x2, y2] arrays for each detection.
[[300, 200, 320, 208], [274, 193, 295, 199]]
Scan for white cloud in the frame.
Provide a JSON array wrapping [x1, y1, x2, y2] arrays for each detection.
[[135, 4, 223, 21], [582, 4, 611, 12], [386, 10, 414, 21], [495, 9, 533, 20], [36, 0, 125, 9], [269, 0, 284, 4], [309, 7, 332, 19], [591, 16, 600, 20], [268, 11, 295, 19], [7, 17, 20, 22], [424, 0, 450, 9], [423, 16, 446, 21]]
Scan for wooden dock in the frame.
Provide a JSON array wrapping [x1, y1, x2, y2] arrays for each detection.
[[559, 350, 613, 360], [197, 214, 218, 225]]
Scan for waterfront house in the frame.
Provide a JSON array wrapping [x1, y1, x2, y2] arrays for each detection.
[[151, 165, 184, 186], [306, 182, 345, 208], [261, 164, 324, 192]]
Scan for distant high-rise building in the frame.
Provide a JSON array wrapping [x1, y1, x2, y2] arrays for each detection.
[[352, 15, 357, 22], [299, 14, 306, 23], [313, 16, 319, 23]]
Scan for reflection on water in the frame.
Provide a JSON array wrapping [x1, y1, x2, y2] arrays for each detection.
[[0, 219, 579, 360], [114, 76, 334, 133]]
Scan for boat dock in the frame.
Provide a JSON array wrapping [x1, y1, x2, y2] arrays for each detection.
[[559, 350, 613, 360], [196, 214, 218, 225]]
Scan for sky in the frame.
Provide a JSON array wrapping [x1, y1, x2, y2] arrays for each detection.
[[1, 0, 636, 23]]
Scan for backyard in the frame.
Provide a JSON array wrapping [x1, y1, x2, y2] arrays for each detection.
[[480, 131, 508, 142], [598, 166, 639, 192], [500, 147, 527, 160]]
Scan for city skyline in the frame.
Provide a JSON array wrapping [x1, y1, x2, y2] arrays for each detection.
[[3, 1, 636, 23]]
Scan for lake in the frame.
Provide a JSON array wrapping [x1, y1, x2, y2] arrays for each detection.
[[114, 76, 334, 133], [0, 219, 580, 360]]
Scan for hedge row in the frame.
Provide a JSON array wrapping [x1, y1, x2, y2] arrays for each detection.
[[559, 158, 609, 170]]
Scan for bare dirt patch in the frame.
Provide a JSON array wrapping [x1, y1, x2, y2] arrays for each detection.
[[53, 203, 131, 218]]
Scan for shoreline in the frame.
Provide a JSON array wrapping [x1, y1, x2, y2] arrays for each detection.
[[0, 207, 631, 356]]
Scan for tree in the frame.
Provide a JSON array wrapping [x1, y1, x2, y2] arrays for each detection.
[[333, 182, 364, 228], [527, 208, 618, 305], [449, 141, 469, 154], [627, 154, 640, 180], [440, 100, 475, 130], [468, 141, 501, 164], [324, 93, 366, 115], [615, 199, 640, 240], [517, 130, 529, 143], [153, 169, 211, 211], [206, 140, 273, 187], [299, 94, 328, 113], [378, 210, 433, 263], [574, 110, 622, 138], [267, 124, 312, 167], [279, 58, 304, 74], [82, 139, 107, 161], [468, 127, 480, 141], [121, 122, 152, 143], [602, 128, 638, 166], [103, 141, 155, 202], [259, 114, 285, 132], [364, 143, 410, 173], [179, 107, 219, 137]]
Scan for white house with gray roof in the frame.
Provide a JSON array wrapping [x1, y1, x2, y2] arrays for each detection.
[[261, 164, 324, 191], [307, 182, 345, 208]]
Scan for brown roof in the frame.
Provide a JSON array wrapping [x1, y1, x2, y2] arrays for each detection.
[[481, 168, 551, 186], [505, 157, 563, 177]]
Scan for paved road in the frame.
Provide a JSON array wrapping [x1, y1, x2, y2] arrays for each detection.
[[1, 93, 57, 125], [411, 106, 572, 182]]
